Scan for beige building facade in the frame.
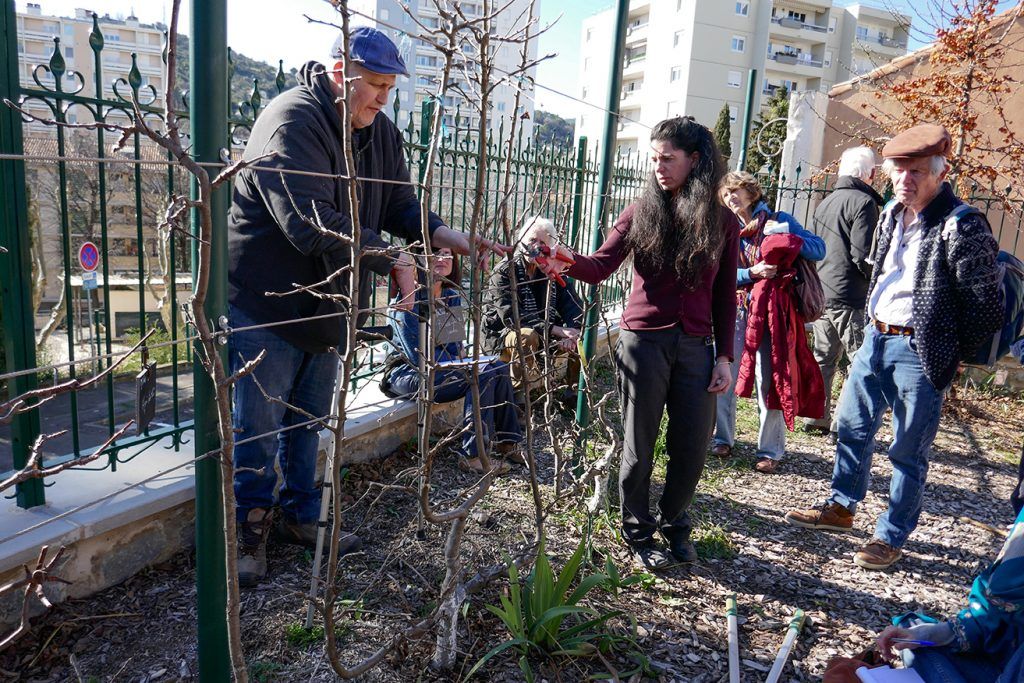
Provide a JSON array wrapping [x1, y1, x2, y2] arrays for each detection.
[[575, 0, 910, 158]]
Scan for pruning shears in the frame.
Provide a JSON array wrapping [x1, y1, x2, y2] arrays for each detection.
[[524, 243, 575, 287]]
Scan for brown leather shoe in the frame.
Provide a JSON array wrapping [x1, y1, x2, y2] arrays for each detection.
[[854, 539, 902, 570], [458, 456, 510, 476], [754, 457, 780, 473], [710, 443, 732, 458], [495, 441, 527, 465], [785, 502, 854, 532]]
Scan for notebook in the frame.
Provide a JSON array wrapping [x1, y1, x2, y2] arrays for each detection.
[[855, 666, 926, 683]]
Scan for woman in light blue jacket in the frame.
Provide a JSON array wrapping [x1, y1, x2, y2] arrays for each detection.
[[711, 171, 825, 474]]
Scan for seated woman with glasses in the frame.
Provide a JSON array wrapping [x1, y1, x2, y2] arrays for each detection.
[[382, 248, 524, 475]]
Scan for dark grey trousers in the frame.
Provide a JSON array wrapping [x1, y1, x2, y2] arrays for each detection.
[[614, 327, 716, 544]]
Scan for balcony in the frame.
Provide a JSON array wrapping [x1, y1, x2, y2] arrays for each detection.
[[856, 33, 908, 53], [769, 16, 829, 41], [620, 84, 642, 105], [625, 20, 648, 44], [622, 50, 646, 77], [767, 51, 823, 77]]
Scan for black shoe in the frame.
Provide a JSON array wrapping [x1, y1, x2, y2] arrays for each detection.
[[665, 536, 698, 563], [628, 539, 676, 570]]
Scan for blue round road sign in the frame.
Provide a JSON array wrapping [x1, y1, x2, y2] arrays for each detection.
[[79, 242, 99, 272]]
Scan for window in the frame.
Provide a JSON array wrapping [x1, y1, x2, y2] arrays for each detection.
[[670, 66, 682, 82], [666, 101, 679, 117], [586, 28, 592, 42], [729, 106, 738, 122], [727, 70, 741, 88], [735, 1, 749, 16], [787, 10, 806, 23], [415, 55, 437, 67], [780, 79, 796, 92], [380, 8, 390, 20], [399, 90, 408, 102], [824, 49, 833, 68], [63, 23, 74, 35], [581, 86, 588, 99], [65, 46, 74, 58], [856, 25, 869, 39], [584, 57, 591, 70], [829, 17, 838, 33], [731, 36, 745, 53], [497, 101, 506, 112], [673, 30, 683, 47]]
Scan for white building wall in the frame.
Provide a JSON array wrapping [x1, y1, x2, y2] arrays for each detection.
[[574, 0, 909, 161]]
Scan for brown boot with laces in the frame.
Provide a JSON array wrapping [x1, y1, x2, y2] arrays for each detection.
[[785, 501, 854, 532]]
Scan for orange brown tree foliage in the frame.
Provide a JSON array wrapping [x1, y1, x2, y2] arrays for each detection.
[[858, 0, 1024, 191]]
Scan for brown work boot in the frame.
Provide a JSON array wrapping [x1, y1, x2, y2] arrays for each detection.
[[458, 456, 510, 476], [710, 443, 732, 459], [496, 441, 527, 465], [854, 539, 902, 570], [237, 507, 272, 587], [785, 502, 854, 532], [754, 457, 780, 474]]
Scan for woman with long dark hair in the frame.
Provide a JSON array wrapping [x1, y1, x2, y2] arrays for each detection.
[[545, 117, 739, 569]]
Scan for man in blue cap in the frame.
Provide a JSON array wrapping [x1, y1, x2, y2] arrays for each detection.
[[227, 27, 508, 586]]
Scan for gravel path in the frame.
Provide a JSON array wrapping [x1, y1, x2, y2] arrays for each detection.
[[2, 375, 1020, 682]]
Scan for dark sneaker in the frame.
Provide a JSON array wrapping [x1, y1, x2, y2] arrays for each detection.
[[665, 536, 698, 563], [273, 517, 319, 548], [785, 502, 854, 532], [238, 507, 272, 587], [629, 539, 677, 571], [854, 539, 902, 570]]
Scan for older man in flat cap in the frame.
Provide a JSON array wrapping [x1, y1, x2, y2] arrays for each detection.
[[786, 123, 1001, 570], [227, 27, 508, 585]]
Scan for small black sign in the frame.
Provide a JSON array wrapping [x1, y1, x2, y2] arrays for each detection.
[[136, 362, 157, 435]]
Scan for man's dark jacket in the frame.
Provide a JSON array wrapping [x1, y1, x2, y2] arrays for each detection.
[[481, 259, 584, 353], [867, 183, 1001, 389], [228, 61, 444, 353], [809, 175, 883, 309]]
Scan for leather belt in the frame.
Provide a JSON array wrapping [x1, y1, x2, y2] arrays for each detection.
[[873, 319, 914, 336]]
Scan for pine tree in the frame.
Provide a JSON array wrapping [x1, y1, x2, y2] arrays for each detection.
[[744, 86, 789, 179], [714, 103, 733, 162]]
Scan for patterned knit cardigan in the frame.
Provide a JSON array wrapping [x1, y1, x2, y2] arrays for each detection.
[[867, 183, 1001, 389]]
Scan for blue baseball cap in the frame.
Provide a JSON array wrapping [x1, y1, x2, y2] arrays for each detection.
[[329, 26, 408, 77]]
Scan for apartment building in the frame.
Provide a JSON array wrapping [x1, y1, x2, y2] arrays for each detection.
[[15, 4, 166, 126], [349, 0, 537, 138], [576, 0, 910, 156]]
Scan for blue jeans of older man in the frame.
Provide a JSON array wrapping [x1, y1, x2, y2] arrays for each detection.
[[828, 325, 946, 548], [229, 304, 338, 525]]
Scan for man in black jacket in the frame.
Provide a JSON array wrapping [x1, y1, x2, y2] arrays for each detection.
[[804, 146, 884, 438], [482, 217, 583, 399], [227, 28, 507, 586]]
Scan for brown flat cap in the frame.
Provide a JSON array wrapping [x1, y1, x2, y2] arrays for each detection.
[[882, 123, 952, 159]]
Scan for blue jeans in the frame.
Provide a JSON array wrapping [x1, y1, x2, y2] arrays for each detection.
[[903, 641, 1024, 683], [828, 325, 945, 548], [229, 304, 338, 524], [713, 308, 787, 460], [388, 360, 522, 458]]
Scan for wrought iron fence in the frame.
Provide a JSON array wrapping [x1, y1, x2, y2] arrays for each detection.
[[0, 12, 650, 508]]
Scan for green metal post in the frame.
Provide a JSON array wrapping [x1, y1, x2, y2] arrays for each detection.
[[0, 0, 44, 508], [418, 97, 436, 193], [566, 136, 588, 250], [190, 0, 231, 679], [574, 0, 630, 431], [736, 68, 758, 172]]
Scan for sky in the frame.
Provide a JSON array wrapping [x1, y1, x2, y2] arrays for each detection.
[[16, 1, 1022, 122]]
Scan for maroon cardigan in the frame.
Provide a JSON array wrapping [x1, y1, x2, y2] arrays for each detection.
[[567, 203, 740, 360]]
